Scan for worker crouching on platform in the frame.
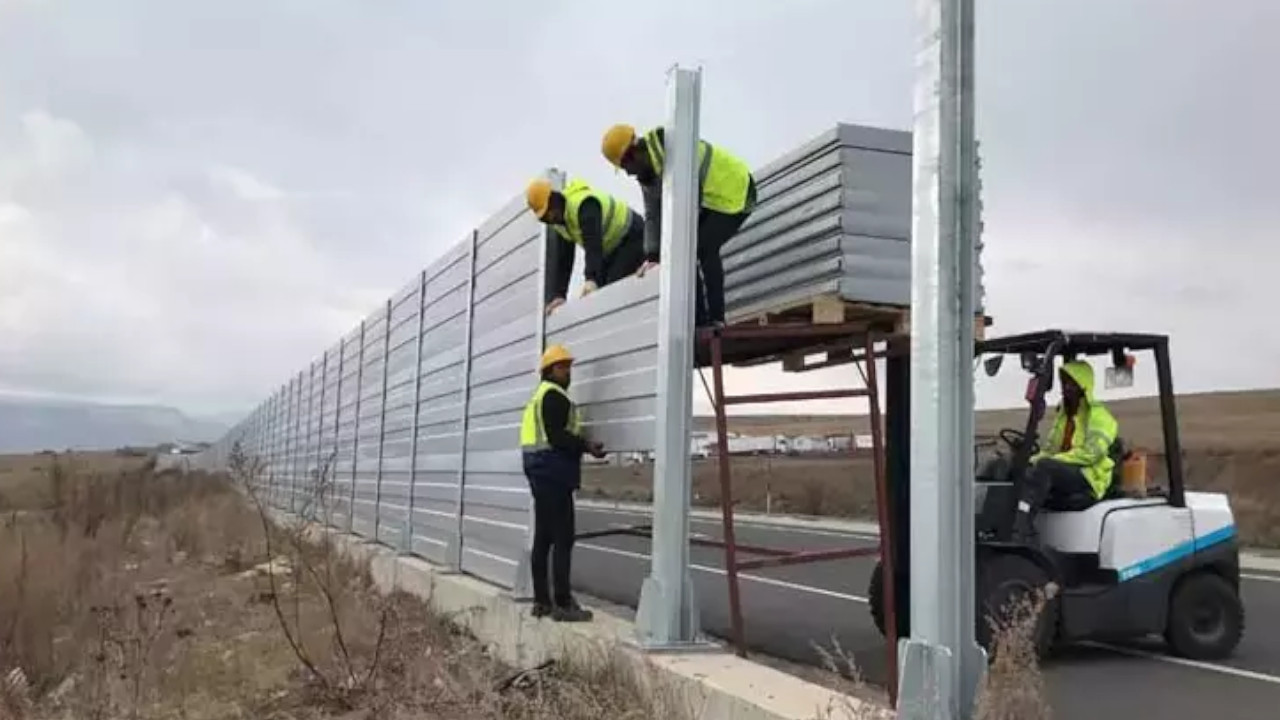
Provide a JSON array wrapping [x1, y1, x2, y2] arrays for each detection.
[[526, 177, 646, 316], [600, 123, 757, 328], [1014, 360, 1119, 543], [520, 344, 606, 621]]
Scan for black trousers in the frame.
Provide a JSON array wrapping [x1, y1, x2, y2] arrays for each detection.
[[601, 222, 645, 285], [1022, 458, 1094, 511], [529, 481, 576, 607], [695, 207, 751, 326]]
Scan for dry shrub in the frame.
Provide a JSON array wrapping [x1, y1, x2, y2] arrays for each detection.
[[973, 584, 1056, 720]]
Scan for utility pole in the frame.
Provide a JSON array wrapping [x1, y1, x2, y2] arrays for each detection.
[[897, 0, 986, 718]]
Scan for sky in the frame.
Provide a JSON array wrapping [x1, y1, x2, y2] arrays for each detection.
[[1, 0, 1276, 423]]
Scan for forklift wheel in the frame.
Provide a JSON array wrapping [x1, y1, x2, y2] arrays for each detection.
[[868, 560, 886, 638], [1164, 571, 1244, 660], [977, 553, 1059, 660]]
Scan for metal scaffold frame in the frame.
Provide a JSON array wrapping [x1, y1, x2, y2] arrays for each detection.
[[700, 324, 899, 702]]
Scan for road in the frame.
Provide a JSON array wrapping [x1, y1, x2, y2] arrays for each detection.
[[569, 503, 1280, 719]]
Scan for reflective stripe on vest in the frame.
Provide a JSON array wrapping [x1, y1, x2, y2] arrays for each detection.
[[551, 179, 632, 256], [519, 380, 582, 452], [642, 127, 753, 215]]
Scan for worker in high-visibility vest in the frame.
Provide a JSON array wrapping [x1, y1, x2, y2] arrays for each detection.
[[520, 344, 605, 621], [526, 177, 646, 316], [600, 123, 757, 328]]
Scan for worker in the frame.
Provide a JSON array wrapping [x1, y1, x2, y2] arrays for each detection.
[[1012, 359, 1119, 542], [600, 124, 757, 328], [526, 177, 646, 316], [519, 344, 606, 621]]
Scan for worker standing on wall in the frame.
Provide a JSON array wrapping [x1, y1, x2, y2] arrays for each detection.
[[600, 124, 757, 328], [526, 177, 646, 316], [519, 344, 606, 621]]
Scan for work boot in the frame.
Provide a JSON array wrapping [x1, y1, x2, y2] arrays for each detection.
[[552, 599, 593, 623], [531, 602, 553, 619]]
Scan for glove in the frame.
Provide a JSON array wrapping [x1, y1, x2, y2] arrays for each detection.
[[545, 297, 566, 316], [580, 280, 598, 297]]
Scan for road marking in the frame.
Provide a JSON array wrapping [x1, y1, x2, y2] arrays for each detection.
[[1085, 642, 1280, 686], [1242, 573, 1280, 584], [578, 541, 868, 604], [581, 505, 880, 541]]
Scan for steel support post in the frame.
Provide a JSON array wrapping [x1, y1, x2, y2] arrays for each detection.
[[374, 299, 393, 540], [897, 0, 985, 718], [634, 65, 703, 650], [332, 337, 346, 529], [304, 361, 317, 518], [403, 269, 428, 554], [349, 321, 367, 534], [450, 230, 479, 571], [317, 351, 330, 520]]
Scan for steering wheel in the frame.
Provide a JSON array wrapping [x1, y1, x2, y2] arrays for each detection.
[[998, 428, 1040, 457]]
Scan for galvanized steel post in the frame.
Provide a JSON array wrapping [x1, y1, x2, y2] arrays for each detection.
[[404, 269, 428, 554], [305, 361, 317, 514], [349, 320, 367, 534], [897, 0, 986, 718], [451, 230, 480, 571], [331, 336, 346, 529], [374, 299, 393, 539], [635, 65, 703, 649]]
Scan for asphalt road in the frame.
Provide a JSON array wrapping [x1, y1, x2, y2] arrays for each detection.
[[569, 503, 1280, 720]]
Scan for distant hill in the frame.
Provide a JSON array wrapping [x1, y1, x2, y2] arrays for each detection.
[[0, 395, 230, 453], [694, 388, 1280, 452]]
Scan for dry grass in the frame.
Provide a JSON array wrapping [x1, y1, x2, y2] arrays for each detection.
[[0, 451, 689, 720]]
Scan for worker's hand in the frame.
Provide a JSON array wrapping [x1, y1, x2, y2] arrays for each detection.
[[545, 297, 565, 316], [579, 280, 598, 298], [636, 259, 660, 278], [587, 441, 606, 459]]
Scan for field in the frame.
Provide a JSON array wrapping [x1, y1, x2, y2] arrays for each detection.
[[0, 452, 682, 720], [583, 389, 1280, 548]]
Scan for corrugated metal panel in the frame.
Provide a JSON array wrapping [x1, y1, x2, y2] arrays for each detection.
[[411, 239, 472, 564], [459, 196, 541, 588], [544, 272, 659, 452], [353, 306, 388, 539], [378, 272, 422, 548], [723, 122, 985, 319], [333, 325, 363, 531]]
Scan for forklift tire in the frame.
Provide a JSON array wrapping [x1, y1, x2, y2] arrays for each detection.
[[1164, 571, 1244, 660], [868, 560, 886, 638], [976, 552, 1058, 661]]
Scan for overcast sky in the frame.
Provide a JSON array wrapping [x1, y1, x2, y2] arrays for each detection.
[[1, 0, 1276, 422]]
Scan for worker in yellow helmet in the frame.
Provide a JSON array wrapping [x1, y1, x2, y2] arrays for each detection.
[[519, 344, 606, 622], [600, 123, 757, 328], [526, 177, 646, 316]]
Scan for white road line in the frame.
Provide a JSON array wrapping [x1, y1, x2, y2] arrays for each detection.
[[581, 505, 880, 541], [1084, 642, 1280, 686], [1242, 573, 1280, 584], [577, 541, 868, 604]]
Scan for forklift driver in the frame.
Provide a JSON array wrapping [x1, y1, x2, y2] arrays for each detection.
[[1012, 359, 1119, 543]]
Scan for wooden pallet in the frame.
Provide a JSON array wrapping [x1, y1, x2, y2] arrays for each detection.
[[725, 293, 991, 373]]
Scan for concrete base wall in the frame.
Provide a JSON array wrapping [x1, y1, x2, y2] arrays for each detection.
[[316, 528, 893, 720]]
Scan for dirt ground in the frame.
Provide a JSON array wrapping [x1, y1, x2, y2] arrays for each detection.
[[586, 389, 1280, 548], [0, 453, 683, 720]]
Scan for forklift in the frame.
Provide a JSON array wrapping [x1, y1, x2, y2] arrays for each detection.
[[868, 330, 1245, 661]]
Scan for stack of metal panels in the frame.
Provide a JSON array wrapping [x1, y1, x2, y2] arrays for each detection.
[[723, 122, 984, 321]]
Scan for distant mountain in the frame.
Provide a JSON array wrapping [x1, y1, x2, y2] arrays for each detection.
[[0, 395, 230, 454]]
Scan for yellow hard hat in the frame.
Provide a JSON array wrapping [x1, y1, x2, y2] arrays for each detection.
[[526, 178, 554, 219], [601, 123, 637, 167], [539, 344, 574, 371]]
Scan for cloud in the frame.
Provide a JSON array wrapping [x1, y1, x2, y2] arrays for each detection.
[[0, 0, 1275, 423]]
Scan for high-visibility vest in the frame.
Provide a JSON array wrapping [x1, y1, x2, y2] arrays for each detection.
[[1031, 361, 1119, 499], [519, 380, 582, 452], [642, 127, 753, 215], [552, 179, 633, 256]]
